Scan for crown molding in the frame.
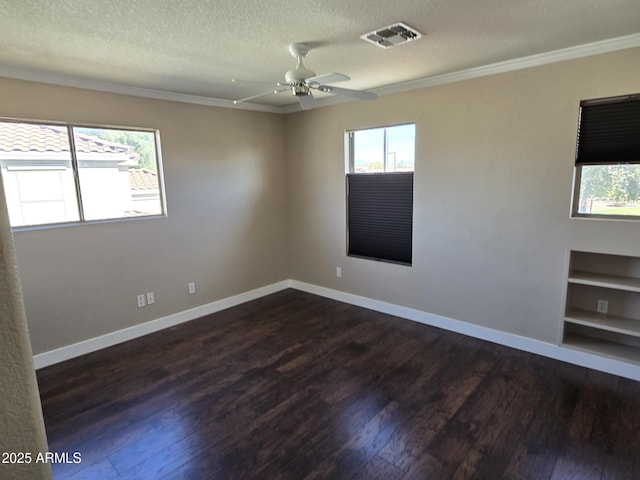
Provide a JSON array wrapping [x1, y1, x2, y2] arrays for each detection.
[[0, 67, 283, 114], [298, 32, 640, 113], [370, 32, 640, 99], [1, 33, 639, 115]]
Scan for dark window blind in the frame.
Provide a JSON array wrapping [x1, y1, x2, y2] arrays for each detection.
[[347, 172, 413, 265], [576, 95, 640, 165]]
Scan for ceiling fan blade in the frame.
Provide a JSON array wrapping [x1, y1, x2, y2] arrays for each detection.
[[306, 72, 350, 86], [316, 85, 377, 101], [298, 93, 317, 110], [233, 87, 288, 105]]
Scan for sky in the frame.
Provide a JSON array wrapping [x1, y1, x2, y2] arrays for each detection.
[[352, 124, 415, 172]]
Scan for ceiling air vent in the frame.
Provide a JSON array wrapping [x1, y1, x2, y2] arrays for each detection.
[[361, 22, 423, 49]]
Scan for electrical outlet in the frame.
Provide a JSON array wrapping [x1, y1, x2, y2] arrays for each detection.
[[146, 292, 155, 305], [188, 282, 196, 295], [336, 267, 342, 278], [137, 294, 146, 308], [597, 299, 608, 314]]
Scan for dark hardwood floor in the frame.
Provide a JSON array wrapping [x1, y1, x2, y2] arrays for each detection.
[[37, 289, 640, 479]]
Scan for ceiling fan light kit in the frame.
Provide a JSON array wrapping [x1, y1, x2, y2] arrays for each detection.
[[233, 43, 377, 110], [291, 83, 310, 96]]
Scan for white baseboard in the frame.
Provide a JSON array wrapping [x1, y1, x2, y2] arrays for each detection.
[[34, 278, 640, 381], [33, 280, 293, 369], [290, 280, 640, 382]]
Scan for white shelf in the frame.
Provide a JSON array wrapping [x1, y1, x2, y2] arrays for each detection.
[[563, 251, 640, 366], [565, 308, 640, 338], [568, 271, 640, 293], [563, 332, 640, 364]]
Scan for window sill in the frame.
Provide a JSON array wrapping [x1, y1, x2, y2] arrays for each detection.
[[12, 213, 167, 232]]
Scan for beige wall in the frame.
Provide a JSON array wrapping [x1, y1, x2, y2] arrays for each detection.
[[0, 77, 288, 355], [286, 47, 640, 344], [1, 47, 639, 360], [1, 47, 639, 479]]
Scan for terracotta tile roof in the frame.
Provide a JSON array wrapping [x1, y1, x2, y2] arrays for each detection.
[[0, 122, 70, 153], [75, 134, 131, 155], [1, 122, 158, 191], [0, 122, 133, 156], [128, 168, 159, 190]]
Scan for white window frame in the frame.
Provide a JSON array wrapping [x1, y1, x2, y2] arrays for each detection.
[[570, 94, 640, 221], [0, 119, 167, 230], [571, 164, 640, 221], [345, 123, 415, 265], [346, 123, 416, 174]]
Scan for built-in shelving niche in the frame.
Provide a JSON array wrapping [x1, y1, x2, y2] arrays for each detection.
[[563, 251, 640, 364]]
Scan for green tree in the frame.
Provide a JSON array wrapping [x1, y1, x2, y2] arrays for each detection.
[[608, 165, 640, 205], [580, 165, 640, 212], [75, 128, 157, 171], [579, 165, 610, 213]]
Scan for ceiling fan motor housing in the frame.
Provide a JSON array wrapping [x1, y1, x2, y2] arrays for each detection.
[[284, 67, 316, 85]]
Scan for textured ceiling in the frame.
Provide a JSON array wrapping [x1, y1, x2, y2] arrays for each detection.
[[0, 0, 639, 111]]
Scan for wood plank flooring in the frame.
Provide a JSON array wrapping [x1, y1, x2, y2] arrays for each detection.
[[37, 289, 640, 479]]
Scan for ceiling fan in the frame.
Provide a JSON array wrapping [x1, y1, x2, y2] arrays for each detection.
[[233, 43, 377, 110]]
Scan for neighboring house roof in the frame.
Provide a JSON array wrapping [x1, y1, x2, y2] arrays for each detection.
[[0, 122, 70, 153], [0, 121, 158, 192], [0, 122, 136, 158], [128, 168, 159, 190]]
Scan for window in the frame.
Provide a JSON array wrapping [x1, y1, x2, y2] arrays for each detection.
[[572, 94, 640, 218], [346, 124, 415, 265], [351, 124, 415, 173], [0, 120, 165, 228]]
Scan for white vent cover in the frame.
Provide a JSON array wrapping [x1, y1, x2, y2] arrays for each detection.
[[361, 22, 423, 49]]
